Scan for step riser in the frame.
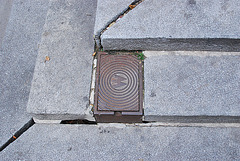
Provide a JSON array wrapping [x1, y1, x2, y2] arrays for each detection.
[[144, 116, 240, 123], [102, 38, 240, 51]]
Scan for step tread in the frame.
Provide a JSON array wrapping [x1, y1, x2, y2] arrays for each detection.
[[101, 0, 240, 51], [144, 51, 240, 121], [27, 0, 97, 120]]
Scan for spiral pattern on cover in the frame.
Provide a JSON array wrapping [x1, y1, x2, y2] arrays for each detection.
[[97, 55, 140, 112]]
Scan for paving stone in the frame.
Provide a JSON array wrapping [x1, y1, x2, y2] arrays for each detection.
[[101, 0, 240, 51], [94, 0, 133, 36], [2, 124, 240, 160], [0, 0, 49, 146], [144, 51, 240, 122], [27, 0, 97, 121]]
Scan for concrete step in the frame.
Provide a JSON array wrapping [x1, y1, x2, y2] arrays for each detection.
[[26, 0, 240, 123], [144, 51, 240, 122], [98, 0, 240, 51], [26, 0, 97, 121], [2, 1, 240, 160], [2, 124, 240, 160]]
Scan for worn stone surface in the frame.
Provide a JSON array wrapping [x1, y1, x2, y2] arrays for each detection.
[[27, 0, 97, 121], [0, 0, 49, 146], [0, 0, 13, 48], [102, 0, 240, 51], [2, 124, 240, 160], [144, 51, 240, 122], [94, 0, 133, 36]]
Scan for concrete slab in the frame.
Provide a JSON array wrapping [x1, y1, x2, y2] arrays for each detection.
[[144, 51, 240, 122], [2, 124, 240, 160], [94, 0, 133, 36], [0, 0, 13, 49], [27, 0, 97, 121], [0, 0, 49, 146], [101, 0, 240, 51]]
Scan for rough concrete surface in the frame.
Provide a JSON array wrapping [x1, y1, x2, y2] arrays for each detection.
[[94, 0, 133, 36], [144, 51, 240, 121], [1, 124, 240, 160], [102, 0, 240, 51], [0, 0, 13, 48], [27, 0, 97, 120], [0, 0, 49, 146]]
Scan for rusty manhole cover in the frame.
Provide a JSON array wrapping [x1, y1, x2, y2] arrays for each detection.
[[94, 52, 143, 123]]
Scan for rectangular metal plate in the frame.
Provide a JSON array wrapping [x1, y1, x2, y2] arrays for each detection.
[[94, 52, 143, 123]]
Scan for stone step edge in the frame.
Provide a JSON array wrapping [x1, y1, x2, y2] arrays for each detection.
[[29, 113, 95, 122], [102, 38, 240, 51], [144, 115, 240, 123], [31, 115, 240, 124]]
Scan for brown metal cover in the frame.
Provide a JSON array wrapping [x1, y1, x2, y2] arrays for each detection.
[[94, 52, 143, 123]]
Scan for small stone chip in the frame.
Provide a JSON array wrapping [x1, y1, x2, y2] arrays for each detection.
[[45, 56, 50, 62], [108, 22, 116, 28], [129, 5, 136, 9]]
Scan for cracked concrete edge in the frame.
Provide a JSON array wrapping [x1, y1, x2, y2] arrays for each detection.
[[33, 118, 61, 124], [90, 58, 97, 106], [31, 119, 240, 128], [85, 57, 98, 122], [94, 0, 144, 48], [29, 113, 93, 121]]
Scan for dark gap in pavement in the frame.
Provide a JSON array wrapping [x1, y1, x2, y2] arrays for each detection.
[[60, 120, 155, 124], [60, 119, 97, 124], [95, 0, 144, 49], [0, 118, 35, 152], [142, 121, 155, 123]]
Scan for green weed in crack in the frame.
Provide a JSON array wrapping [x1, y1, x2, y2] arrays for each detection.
[[135, 51, 145, 60]]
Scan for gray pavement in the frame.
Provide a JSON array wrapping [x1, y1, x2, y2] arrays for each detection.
[[94, 0, 133, 36], [144, 51, 240, 122], [27, 0, 97, 121], [101, 0, 240, 51], [0, 0, 49, 146], [2, 124, 240, 160], [1, 0, 240, 160], [0, 0, 13, 49]]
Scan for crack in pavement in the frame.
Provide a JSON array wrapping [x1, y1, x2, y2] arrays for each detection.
[[0, 118, 35, 152], [94, 0, 144, 49]]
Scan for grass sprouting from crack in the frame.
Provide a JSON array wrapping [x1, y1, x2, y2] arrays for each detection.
[[135, 51, 145, 60]]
